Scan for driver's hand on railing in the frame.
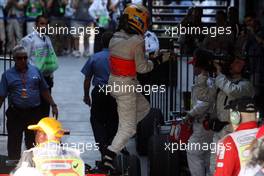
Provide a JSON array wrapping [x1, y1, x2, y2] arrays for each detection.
[[149, 52, 163, 68]]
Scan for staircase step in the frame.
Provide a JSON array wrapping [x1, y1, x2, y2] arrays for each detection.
[[152, 13, 217, 17], [152, 20, 216, 25], [152, 5, 228, 10]]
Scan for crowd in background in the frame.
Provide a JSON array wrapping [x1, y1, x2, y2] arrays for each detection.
[[0, 0, 142, 57], [1, 1, 263, 59], [178, 6, 264, 58]]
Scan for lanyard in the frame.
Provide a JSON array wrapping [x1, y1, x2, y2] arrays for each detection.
[[19, 71, 28, 98], [20, 72, 27, 89]]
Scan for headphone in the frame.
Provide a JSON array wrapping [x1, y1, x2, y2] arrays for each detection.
[[230, 109, 241, 125]]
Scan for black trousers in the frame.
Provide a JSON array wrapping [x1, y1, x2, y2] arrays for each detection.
[[41, 76, 54, 117], [6, 105, 42, 160], [90, 86, 118, 154]]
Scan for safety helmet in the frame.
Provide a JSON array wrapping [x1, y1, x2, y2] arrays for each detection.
[[123, 4, 150, 35], [28, 117, 66, 138]]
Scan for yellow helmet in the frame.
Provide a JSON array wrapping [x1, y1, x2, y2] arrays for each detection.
[[123, 4, 150, 34]]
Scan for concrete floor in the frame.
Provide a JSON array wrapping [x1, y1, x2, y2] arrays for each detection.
[[52, 56, 101, 166]]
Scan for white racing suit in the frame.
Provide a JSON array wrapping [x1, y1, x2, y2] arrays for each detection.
[[14, 141, 85, 176], [186, 73, 216, 176], [107, 30, 154, 154], [210, 73, 254, 175]]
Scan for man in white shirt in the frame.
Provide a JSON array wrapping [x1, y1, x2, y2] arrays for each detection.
[[20, 14, 58, 117], [0, 0, 6, 53], [5, 0, 25, 52]]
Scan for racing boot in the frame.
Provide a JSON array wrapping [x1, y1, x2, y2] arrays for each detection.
[[101, 148, 117, 173]]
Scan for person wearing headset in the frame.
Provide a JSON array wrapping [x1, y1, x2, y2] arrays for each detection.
[[210, 51, 255, 174], [214, 97, 259, 176]]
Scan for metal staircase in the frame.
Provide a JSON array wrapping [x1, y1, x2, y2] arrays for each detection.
[[146, 0, 232, 49]]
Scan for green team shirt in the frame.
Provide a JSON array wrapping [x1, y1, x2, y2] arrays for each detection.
[[26, 0, 43, 17]]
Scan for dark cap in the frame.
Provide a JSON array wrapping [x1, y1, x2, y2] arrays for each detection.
[[224, 97, 257, 112]]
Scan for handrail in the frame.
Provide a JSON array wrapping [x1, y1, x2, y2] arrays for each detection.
[[152, 5, 228, 9]]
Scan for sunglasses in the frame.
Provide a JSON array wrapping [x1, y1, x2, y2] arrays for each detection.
[[15, 56, 28, 60], [38, 22, 48, 25]]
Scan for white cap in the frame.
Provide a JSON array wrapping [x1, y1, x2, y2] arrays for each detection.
[[12, 45, 28, 58]]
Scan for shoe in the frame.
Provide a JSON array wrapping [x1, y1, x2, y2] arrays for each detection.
[[101, 148, 117, 173], [84, 163, 92, 174], [62, 49, 71, 55], [91, 161, 120, 175], [83, 50, 90, 57], [72, 50, 81, 57]]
